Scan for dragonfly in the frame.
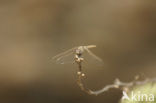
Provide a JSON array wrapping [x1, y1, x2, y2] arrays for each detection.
[[52, 45, 103, 66]]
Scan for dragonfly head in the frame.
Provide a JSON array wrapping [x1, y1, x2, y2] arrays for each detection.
[[76, 46, 84, 55]]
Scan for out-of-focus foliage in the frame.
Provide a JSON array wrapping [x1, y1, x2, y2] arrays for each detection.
[[121, 83, 156, 103]]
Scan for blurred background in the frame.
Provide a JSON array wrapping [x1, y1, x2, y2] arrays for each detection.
[[0, 0, 156, 103]]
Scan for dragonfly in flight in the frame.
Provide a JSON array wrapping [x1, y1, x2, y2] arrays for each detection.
[[52, 45, 103, 66]]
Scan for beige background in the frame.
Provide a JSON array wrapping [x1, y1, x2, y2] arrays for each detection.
[[0, 0, 156, 103]]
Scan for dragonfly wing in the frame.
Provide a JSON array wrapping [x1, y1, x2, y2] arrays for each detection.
[[86, 45, 96, 49], [55, 52, 75, 64], [82, 48, 104, 67], [85, 48, 103, 62], [52, 47, 77, 64]]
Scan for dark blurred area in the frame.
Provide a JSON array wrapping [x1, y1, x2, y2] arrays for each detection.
[[0, 0, 156, 103]]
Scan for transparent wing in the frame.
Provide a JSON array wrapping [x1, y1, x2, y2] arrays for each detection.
[[82, 47, 104, 67], [86, 45, 96, 49], [85, 47, 103, 62], [52, 47, 77, 64]]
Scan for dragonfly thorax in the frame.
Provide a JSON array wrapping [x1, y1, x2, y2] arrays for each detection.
[[75, 53, 84, 63]]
